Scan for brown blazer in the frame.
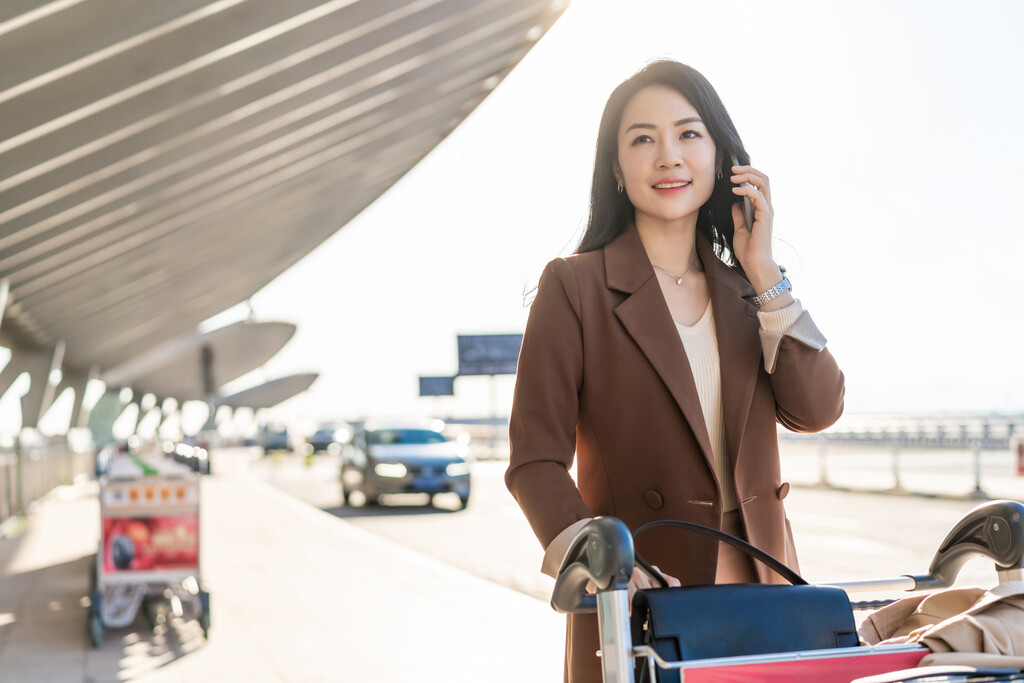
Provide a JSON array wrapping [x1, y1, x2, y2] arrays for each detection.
[[505, 225, 845, 682]]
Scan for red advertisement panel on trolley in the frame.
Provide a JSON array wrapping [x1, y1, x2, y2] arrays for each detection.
[[101, 515, 199, 572]]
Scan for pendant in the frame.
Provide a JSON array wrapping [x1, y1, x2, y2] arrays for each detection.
[[676, 278, 684, 285]]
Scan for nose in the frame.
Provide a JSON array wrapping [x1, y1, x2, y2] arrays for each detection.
[[655, 140, 683, 169]]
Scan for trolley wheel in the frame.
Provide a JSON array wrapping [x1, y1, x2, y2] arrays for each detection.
[[143, 597, 159, 630], [88, 589, 104, 648], [88, 612, 103, 648], [199, 590, 211, 639]]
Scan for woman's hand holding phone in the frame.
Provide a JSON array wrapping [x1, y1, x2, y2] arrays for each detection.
[[729, 164, 788, 301]]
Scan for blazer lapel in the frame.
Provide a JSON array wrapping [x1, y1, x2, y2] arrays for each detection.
[[698, 236, 761, 470], [605, 227, 716, 472]]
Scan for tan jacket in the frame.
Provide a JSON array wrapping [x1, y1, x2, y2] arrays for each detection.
[[505, 225, 845, 682], [861, 582, 1024, 666]]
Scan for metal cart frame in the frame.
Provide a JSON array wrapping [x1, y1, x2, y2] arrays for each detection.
[[552, 499, 1024, 683], [88, 458, 210, 647]]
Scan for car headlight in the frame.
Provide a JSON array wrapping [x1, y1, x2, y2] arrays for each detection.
[[445, 461, 470, 477], [374, 462, 408, 478]]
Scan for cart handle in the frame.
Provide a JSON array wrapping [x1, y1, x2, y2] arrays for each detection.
[[911, 499, 1024, 590], [551, 516, 634, 614]]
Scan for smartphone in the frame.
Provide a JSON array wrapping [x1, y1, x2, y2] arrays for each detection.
[[730, 154, 754, 232]]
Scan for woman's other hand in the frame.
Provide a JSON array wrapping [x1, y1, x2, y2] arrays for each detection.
[[586, 565, 682, 612], [628, 565, 681, 606], [729, 165, 793, 311]]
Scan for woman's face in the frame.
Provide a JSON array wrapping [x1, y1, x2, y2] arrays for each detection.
[[615, 85, 718, 227]]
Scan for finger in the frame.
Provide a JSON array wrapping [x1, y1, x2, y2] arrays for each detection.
[[731, 179, 772, 211], [731, 184, 772, 217], [730, 167, 771, 202], [731, 202, 749, 233], [730, 165, 769, 186], [648, 565, 682, 588]]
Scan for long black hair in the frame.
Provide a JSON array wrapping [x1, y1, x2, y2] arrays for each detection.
[[576, 60, 750, 263]]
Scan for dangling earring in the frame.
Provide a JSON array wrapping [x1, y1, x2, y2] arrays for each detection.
[[616, 183, 623, 193], [716, 168, 723, 180]]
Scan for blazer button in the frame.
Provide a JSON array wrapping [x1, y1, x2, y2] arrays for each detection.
[[776, 482, 791, 500], [644, 490, 664, 509]]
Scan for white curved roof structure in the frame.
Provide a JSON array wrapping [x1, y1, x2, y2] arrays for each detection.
[[0, 0, 567, 401]]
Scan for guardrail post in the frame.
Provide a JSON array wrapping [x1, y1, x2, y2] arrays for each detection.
[[13, 433, 24, 516], [890, 442, 903, 493], [969, 444, 989, 500], [817, 436, 830, 487]]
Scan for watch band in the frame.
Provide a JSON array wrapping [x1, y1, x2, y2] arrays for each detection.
[[753, 276, 792, 307]]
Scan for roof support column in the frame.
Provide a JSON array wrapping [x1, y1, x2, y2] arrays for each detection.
[[87, 390, 128, 448], [60, 367, 97, 430], [10, 343, 65, 429], [0, 279, 9, 332]]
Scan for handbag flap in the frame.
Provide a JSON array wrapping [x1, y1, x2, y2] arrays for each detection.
[[634, 583, 859, 662]]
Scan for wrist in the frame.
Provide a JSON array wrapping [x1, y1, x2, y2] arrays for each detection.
[[757, 291, 794, 312], [746, 262, 783, 293], [752, 274, 792, 309]]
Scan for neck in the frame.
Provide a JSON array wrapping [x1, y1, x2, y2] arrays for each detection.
[[634, 213, 699, 272]]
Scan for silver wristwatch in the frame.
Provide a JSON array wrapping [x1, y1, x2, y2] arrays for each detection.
[[753, 276, 792, 307]]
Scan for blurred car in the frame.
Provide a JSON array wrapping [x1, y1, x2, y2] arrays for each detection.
[[260, 424, 292, 454], [341, 420, 471, 508], [164, 440, 210, 474], [305, 424, 351, 455]]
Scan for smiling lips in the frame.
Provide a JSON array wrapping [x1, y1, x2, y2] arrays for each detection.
[[651, 179, 691, 193]]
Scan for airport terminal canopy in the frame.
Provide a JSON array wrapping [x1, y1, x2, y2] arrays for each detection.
[[0, 0, 567, 404]]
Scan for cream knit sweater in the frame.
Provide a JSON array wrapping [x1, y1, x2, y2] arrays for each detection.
[[674, 299, 804, 512]]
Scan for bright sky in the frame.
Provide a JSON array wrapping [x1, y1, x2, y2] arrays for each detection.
[[219, 0, 1024, 426]]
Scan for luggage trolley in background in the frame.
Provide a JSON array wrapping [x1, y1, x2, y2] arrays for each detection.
[[88, 449, 210, 647], [552, 500, 1024, 683]]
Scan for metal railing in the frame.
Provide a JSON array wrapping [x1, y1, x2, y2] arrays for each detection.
[[780, 414, 1024, 499], [0, 436, 96, 529]]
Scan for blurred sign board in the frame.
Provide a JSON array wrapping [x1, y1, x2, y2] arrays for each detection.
[[457, 334, 523, 376], [419, 376, 455, 397]]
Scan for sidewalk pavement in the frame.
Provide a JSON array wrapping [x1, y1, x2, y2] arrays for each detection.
[[0, 449, 563, 682]]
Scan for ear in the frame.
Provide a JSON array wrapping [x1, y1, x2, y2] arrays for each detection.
[[613, 162, 624, 187]]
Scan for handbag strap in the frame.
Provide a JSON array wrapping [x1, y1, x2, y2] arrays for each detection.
[[632, 519, 808, 587]]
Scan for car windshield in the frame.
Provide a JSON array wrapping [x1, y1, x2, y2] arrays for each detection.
[[368, 429, 447, 445]]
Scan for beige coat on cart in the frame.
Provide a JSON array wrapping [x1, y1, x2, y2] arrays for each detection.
[[861, 581, 1024, 670], [505, 225, 846, 682]]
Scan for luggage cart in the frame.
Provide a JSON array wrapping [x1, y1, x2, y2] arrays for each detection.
[[551, 500, 1024, 683], [88, 450, 210, 648]]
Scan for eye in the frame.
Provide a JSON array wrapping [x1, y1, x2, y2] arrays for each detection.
[[681, 130, 702, 140], [630, 134, 653, 145]]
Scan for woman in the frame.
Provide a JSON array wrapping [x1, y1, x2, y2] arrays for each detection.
[[504, 60, 845, 682]]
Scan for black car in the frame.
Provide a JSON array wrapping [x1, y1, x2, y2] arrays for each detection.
[[340, 421, 471, 508]]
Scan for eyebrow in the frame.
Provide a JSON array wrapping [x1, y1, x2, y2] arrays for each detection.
[[624, 117, 704, 133]]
